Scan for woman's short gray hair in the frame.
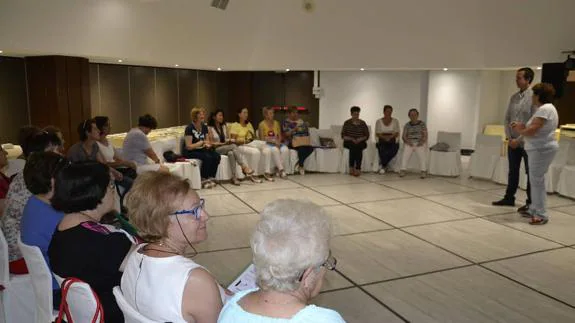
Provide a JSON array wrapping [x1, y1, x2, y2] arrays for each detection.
[[251, 199, 332, 292]]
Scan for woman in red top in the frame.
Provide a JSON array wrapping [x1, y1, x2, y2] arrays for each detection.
[[0, 147, 10, 214]]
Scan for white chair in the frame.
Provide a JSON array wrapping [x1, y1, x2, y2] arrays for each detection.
[[428, 131, 462, 177], [17, 238, 58, 323], [545, 137, 575, 193], [53, 274, 103, 323], [3, 159, 26, 178], [557, 165, 575, 199], [0, 230, 35, 323], [469, 134, 502, 180], [113, 286, 161, 323], [1, 144, 23, 160]]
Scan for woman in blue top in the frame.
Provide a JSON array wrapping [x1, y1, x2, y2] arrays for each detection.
[[218, 199, 345, 323], [511, 83, 559, 225]]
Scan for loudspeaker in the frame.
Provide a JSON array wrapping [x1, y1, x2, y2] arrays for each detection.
[[541, 63, 567, 98]]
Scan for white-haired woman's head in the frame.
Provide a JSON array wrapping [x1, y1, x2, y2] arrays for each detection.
[[251, 199, 334, 296]]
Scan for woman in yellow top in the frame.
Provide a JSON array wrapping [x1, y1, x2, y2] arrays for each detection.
[[258, 107, 288, 179], [228, 108, 267, 180]]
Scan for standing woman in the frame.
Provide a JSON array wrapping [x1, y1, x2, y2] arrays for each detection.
[[341, 106, 370, 176], [182, 108, 221, 189], [400, 109, 428, 178], [228, 108, 268, 181], [511, 83, 559, 225], [375, 105, 401, 174], [208, 109, 260, 185], [258, 107, 288, 179]]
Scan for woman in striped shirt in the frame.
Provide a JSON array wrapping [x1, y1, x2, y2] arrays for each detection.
[[341, 106, 370, 176], [400, 108, 428, 178]]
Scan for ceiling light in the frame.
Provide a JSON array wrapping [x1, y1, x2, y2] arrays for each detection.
[[0, 50, 3, 54], [174, 64, 179, 67], [217, 67, 222, 71], [360, 68, 365, 71], [285, 68, 290, 72], [117, 59, 123, 63], [443, 68, 448, 71], [536, 66, 542, 70]]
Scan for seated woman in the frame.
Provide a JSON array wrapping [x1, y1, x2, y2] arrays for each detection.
[[228, 108, 268, 181], [400, 108, 428, 178], [121, 172, 225, 323], [181, 107, 221, 189], [94, 116, 138, 180], [282, 106, 314, 175], [258, 107, 288, 179], [1, 130, 63, 274], [341, 106, 370, 176], [48, 162, 135, 323], [219, 199, 344, 323], [0, 147, 10, 221], [122, 114, 169, 174], [20, 152, 67, 306], [375, 105, 401, 174], [208, 109, 260, 185]]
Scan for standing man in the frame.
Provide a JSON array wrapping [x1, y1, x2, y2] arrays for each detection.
[[492, 67, 535, 213]]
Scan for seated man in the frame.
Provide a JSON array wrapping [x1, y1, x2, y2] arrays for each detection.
[[122, 114, 168, 173]]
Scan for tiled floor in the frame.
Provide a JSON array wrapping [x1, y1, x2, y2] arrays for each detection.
[[192, 164, 575, 322]]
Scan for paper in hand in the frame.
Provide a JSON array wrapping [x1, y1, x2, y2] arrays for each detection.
[[228, 263, 258, 294]]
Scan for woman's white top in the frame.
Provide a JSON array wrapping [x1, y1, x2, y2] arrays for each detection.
[[524, 103, 559, 150], [375, 118, 400, 143], [209, 124, 229, 143], [97, 141, 115, 162], [121, 244, 227, 323]]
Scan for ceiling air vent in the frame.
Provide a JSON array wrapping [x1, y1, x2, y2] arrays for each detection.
[[211, 0, 229, 10]]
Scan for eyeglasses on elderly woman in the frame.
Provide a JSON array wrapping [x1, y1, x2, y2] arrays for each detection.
[[170, 198, 205, 220], [298, 250, 337, 282]]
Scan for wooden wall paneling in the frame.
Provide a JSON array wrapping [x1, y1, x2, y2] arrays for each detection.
[[215, 72, 229, 118], [198, 70, 217, 115], [80, 58, 91, 122], [0, 57, 29, 143], [64, 57, 91, 144], [129, 66, 156, 125], [177, 69, 198, 125], [285, 71, 319, 127], [98, 64, 131, 133], [556, 82, 575, 125], [226, 72, 252, 123], [26, 56, 59, 128], [155, 68, 179, 127], [89, 63, 100, 116], [251, 72, 285, 126]]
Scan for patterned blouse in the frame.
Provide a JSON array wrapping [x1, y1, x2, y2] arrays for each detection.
[[1, 172, 32, 261]]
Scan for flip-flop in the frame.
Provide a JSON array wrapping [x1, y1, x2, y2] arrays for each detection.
[[529, 217, 549, 225]]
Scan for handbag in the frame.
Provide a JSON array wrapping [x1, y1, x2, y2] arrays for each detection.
[[56, 277, 104, 323], [292, 135, 311, 147]]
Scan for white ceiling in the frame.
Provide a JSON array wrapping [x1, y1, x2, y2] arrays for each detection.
[[0, 0, 573, 70]]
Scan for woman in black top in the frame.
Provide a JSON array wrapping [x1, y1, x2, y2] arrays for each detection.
[[182, 108, 222, 189], [341, 106, 370, 176], [48, 162, 134, 323]]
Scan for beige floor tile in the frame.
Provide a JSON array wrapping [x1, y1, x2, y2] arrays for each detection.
[[352, 197, 473, 227], [323, 205, 391, 235], [196, 184, 229, 196], [221, 178, 302, 193], [195, 248, 253, 286], [426, 191, 517, 216], [405, 218, 561, 262], [331, 230, 469, 284], [443, 176, 504, 190], [487, 210, 575, 245], [196, 213, 259, 252], [288, 173, 368, 187], [554, 205, 575, 216], [313, 183, 412, 204], [313, 288, 404, 323], [203, 194, 253, 216], [488, 188, 575, 208], [484, 248, 575, 306], [365, 266, 575, 323], [382, 178, 476, 196], [234, 188, 340, 212]]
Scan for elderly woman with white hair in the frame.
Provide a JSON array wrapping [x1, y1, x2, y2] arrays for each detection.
[[218, 199, 345, 323]]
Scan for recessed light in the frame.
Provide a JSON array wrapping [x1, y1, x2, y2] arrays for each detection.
[[443, 68, 448, 71], [285, 68, 290, 72], [217, 67, 222, 71], [117, 59, 123, 63], [0, 50, 3, 54], [174, 64, 179, 67], [360, 68, 365, 71], [536, 66, 542, 70]]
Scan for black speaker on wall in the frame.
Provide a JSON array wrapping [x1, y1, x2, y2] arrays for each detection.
[[541, 63, 567, 98]]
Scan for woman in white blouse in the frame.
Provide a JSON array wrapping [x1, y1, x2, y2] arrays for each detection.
[[94, 116, 137, 171], [375, 105, 401, 174], [208, 110, 261, 185]]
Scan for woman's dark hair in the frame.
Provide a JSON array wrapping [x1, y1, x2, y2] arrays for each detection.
[[384, 105, 393, 112], [287, 106, 299, 114], [23, 152, 68, 195], [19, 126, 41, 156], [43, 125, 61, 136], [24, 132, 63, 158], [138, 114, 158, 130], [518, 67, 535, 84], [350, 106, 361, 114], [408, 108, 419, 116], [208, 109, 224, 128], [532, 83, 556, 104], [77, 119, 96, 141], [51, 161, 111, 213], [94, 116, 110, 133], [236, 107, 249, 122]]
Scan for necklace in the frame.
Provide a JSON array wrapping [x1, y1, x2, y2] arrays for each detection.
[[259, 292, 304, 306], [143, 242, 183, 256], [78, 211, 97, 222]]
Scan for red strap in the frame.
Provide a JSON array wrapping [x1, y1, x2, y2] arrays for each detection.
[[56, 277, 105, 323]]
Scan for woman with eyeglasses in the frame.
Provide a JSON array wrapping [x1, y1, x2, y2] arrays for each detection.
[[121, 172, 227, 323], [49, 162, 136, 323], [218, 199, 344, 323]]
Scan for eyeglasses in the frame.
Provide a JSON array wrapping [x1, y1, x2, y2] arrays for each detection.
[[171, 198, 205, 220], [298, 250, 337, 281]]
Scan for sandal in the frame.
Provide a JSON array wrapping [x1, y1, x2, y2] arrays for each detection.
[[263, 173, 275, 182], [201, 180, 212, 189], [277, 170, 287, 179], [247, 175, 262, 184], [241, 166, 254, 176], [529, 217, 549, 225], [231, 177, 241, 186]]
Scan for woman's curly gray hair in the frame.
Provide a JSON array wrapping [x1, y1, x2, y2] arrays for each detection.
[[251, 199, 332, 292]]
